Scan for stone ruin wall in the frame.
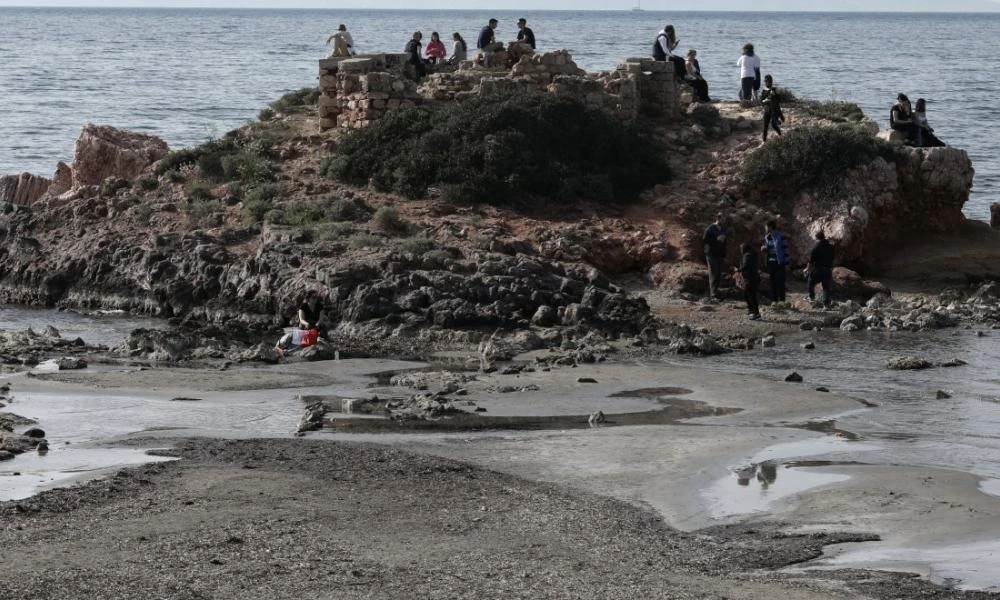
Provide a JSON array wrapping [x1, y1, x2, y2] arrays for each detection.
[[318, 51, 682, 131]]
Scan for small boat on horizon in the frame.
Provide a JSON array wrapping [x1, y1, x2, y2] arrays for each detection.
[[632, 0, 644, 11]]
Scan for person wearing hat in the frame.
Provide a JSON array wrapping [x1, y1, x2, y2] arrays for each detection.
[[516, 18, 536, 50]]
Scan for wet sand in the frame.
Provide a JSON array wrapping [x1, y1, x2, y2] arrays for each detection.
[[3, 357, 1000, 595]]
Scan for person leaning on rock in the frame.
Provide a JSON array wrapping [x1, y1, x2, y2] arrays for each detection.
[[804, 230, 835, 310], [702, 212, 728, 301]]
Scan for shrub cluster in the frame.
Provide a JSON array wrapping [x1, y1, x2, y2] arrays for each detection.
[[741, 125, 901, 203], [270, 87, 321, 113], [780, 90, 866, 123], [324, 93, 670, 206]]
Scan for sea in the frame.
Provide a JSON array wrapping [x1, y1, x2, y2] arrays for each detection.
[[0, 8, 998, 219]]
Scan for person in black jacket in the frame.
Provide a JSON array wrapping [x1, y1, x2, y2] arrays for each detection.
[[405, 31, 427, 80], [702, 212, 728, 300], [805, 230, 835, 309], [738, 243, 762, 320], [516, 18, 536, 49], [760, 74, 783, 142]]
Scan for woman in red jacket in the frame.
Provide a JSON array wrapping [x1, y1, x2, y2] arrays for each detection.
[[424, 32, 447, 64]]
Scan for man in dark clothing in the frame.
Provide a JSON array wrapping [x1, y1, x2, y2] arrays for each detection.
[[760, 74, 783, 142], [516, 18, 536, 49], [702, 212, 728, 300], [478, 18, 500, 51], [405, 31, 426, 80], [805, 230, 835, 309], [739, 243, 762, 320], [762, 219, 789, 302], [298, 290, 326, 333]]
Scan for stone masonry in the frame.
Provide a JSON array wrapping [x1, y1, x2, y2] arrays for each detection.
[[318, 50, 682, 131]]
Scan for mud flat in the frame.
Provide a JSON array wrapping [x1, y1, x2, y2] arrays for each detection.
[[3, 358, 1000, 597]]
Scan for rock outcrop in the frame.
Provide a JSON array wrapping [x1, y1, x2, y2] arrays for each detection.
[[0, 172, 52, 206], [71, 124, 170, 188]]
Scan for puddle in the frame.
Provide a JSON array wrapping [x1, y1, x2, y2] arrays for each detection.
[[979, 478, 1000, 498], [811, 540, 1000, 592], [703, 463, 852, 518]]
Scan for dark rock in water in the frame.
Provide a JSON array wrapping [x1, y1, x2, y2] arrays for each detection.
[[36, 441, 49, 454], [940, 358, 968, 368], [801, 342, 816, 350], [0, 450, 14, 461], [297, 401, 328, 433], [799, 321, 816, 331], [588, 411, 605, 426], [815, 386, 830, 393], [577, 377, 598, 384], [240, 343, 280, 364], [23, 428, 45, 438], [474, 407, 487, 413], [936, 390, 953, 399], [886, 356, 934, 370], [761, 335, 776, 348], [170, 397, 203, 402], [784, 372, 803, 383], [43, 325, 60, 338], [57, 357, 87, 370]]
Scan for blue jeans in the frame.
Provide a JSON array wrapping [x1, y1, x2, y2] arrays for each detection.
[[740, 77, 755, 101]]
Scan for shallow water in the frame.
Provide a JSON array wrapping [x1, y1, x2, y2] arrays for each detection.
[[0, 305, 165, 347], [0, 8, 998, 219]]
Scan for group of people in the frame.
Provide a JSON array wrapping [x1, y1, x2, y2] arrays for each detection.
[[704, 215, 836, 321], [890, 93, 946, 147], [398, 18, 535, 80]]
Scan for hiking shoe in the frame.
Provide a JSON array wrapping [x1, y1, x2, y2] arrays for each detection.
[[748, 314, 761, 321]]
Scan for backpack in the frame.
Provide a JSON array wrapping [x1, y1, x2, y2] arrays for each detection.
[[652, 33, 667, 60]]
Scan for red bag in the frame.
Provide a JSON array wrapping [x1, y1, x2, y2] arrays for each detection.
[[300, 329, 319, 347]]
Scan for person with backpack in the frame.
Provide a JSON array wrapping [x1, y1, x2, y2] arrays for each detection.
[[652, 24, 687, 78], [804, 230, 835, 309], [760, 74, 784, 142], [762, 220, 789, 302]]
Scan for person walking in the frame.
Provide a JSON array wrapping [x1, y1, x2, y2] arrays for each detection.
[[760, 74, 783, 142], [737, 43, 761, 102], [739, 243, 762, 320], [762, 219, 789, 303], [805, 230, 835, 309], [703, 213, 728, 300]]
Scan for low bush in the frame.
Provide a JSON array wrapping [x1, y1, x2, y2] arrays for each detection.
[[198, 152, 226, 180], [135, 203, 154, 226], [222, 150, 274, 186], [348, 233, 382, 249], [155, 138, 237, 176], [258, 108, 276, 122], [370, 206, 410, 235], [741, 125, 901, 204], [781, 90, 866, 123], [136, 176, 159, 192], [398, 236, 437, 255], [184, 180, 214, 202], [314, 221, 356, 240], [270, 87, 321, 113], [185, 198, 222, 228], [325, 93, 670, 206], [241, 183, 284, 223]]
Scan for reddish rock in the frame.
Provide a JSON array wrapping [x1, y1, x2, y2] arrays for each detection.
[[831, 267, 890, 302], [648, 261, 708, 295], [0, 172, 52, 206], [48, 161, 73, 197], [71, 124, 169, 188]]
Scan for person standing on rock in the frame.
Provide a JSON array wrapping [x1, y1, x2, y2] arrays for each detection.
[[736, 43, 761, 103], [805, 230, 835, 309], [703, 213, 728, 301], [760, 75, 783, 142], [738, 242, 762, 320], [762, 220, 789, 303]]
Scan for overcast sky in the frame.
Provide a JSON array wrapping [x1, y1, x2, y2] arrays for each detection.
[[2, 1, 1000, 10]]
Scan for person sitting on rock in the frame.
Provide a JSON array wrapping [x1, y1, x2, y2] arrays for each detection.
[[738, 242, 762, 321], [703, 213, 728, 301], [405, 31, 427, 80], [804, 230, 835, 310], [760, 74, 784, 142], [653, 25, 687, 79], [327, 24, 355, 57], [275, 328, 319, 358], [448, 32, 468, 64], [684, 49, 711, 103], [515, 18, 536, 50], [424, 31, 447, 64], [476, 18, 503, 64], [890, 93, 919, 146], [298, 291, 327, 336], [913, 98, 946, 147], [737, 43, 761, 103]]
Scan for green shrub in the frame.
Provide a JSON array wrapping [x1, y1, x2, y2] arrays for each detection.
[[741, 125, 901, 205], [165, 169, 186, 184], [326, 93, 670, 206], [155, 138, 238, 176], [783, 91, 866, 123], [100, 178, 130, 197], [687, 103, 722, 129], [270, 87, 321, 113], [314, 221, 356, 240], [136, 176, 159, 192], [398, 236, 437, 255], [370, 206, 410, 234], [241, 183, 284, 223], [222, 150, 275, 186], [349, 233, 382, 249], [184, 180, 214, 202], [185, 198, 222, 228], [258, 108, 276, 122], [135, 203, 154, 225], [198, 152, 226, 180]]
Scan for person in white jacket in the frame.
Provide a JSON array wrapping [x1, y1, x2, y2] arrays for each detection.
[[736, 43, 761, 102], [327, 24, 355, 57]]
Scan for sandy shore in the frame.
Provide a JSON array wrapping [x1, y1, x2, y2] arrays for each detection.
[[3, 356, 1000, 597]]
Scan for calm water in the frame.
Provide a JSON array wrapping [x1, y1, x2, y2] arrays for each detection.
[[0, 8, 997, 219]]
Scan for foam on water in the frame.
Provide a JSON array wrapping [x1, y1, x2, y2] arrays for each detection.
[[0, 8, 997, 219]]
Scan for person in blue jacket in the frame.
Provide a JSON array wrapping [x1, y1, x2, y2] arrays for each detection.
[[762, 219, 789, 302]]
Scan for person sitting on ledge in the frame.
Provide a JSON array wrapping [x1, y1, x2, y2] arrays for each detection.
[[516, 18, 536, 50], [913, 98, 946, 147], [477, 18, 503, 64], [684, 49, 711, 102], [890, 93, 919, 146], [653, 24, 687, 78], [326, 23, 354, 57], [424, 31, 447, 64], [448, 32, 468, 64], [405, 31, 427, 80]]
